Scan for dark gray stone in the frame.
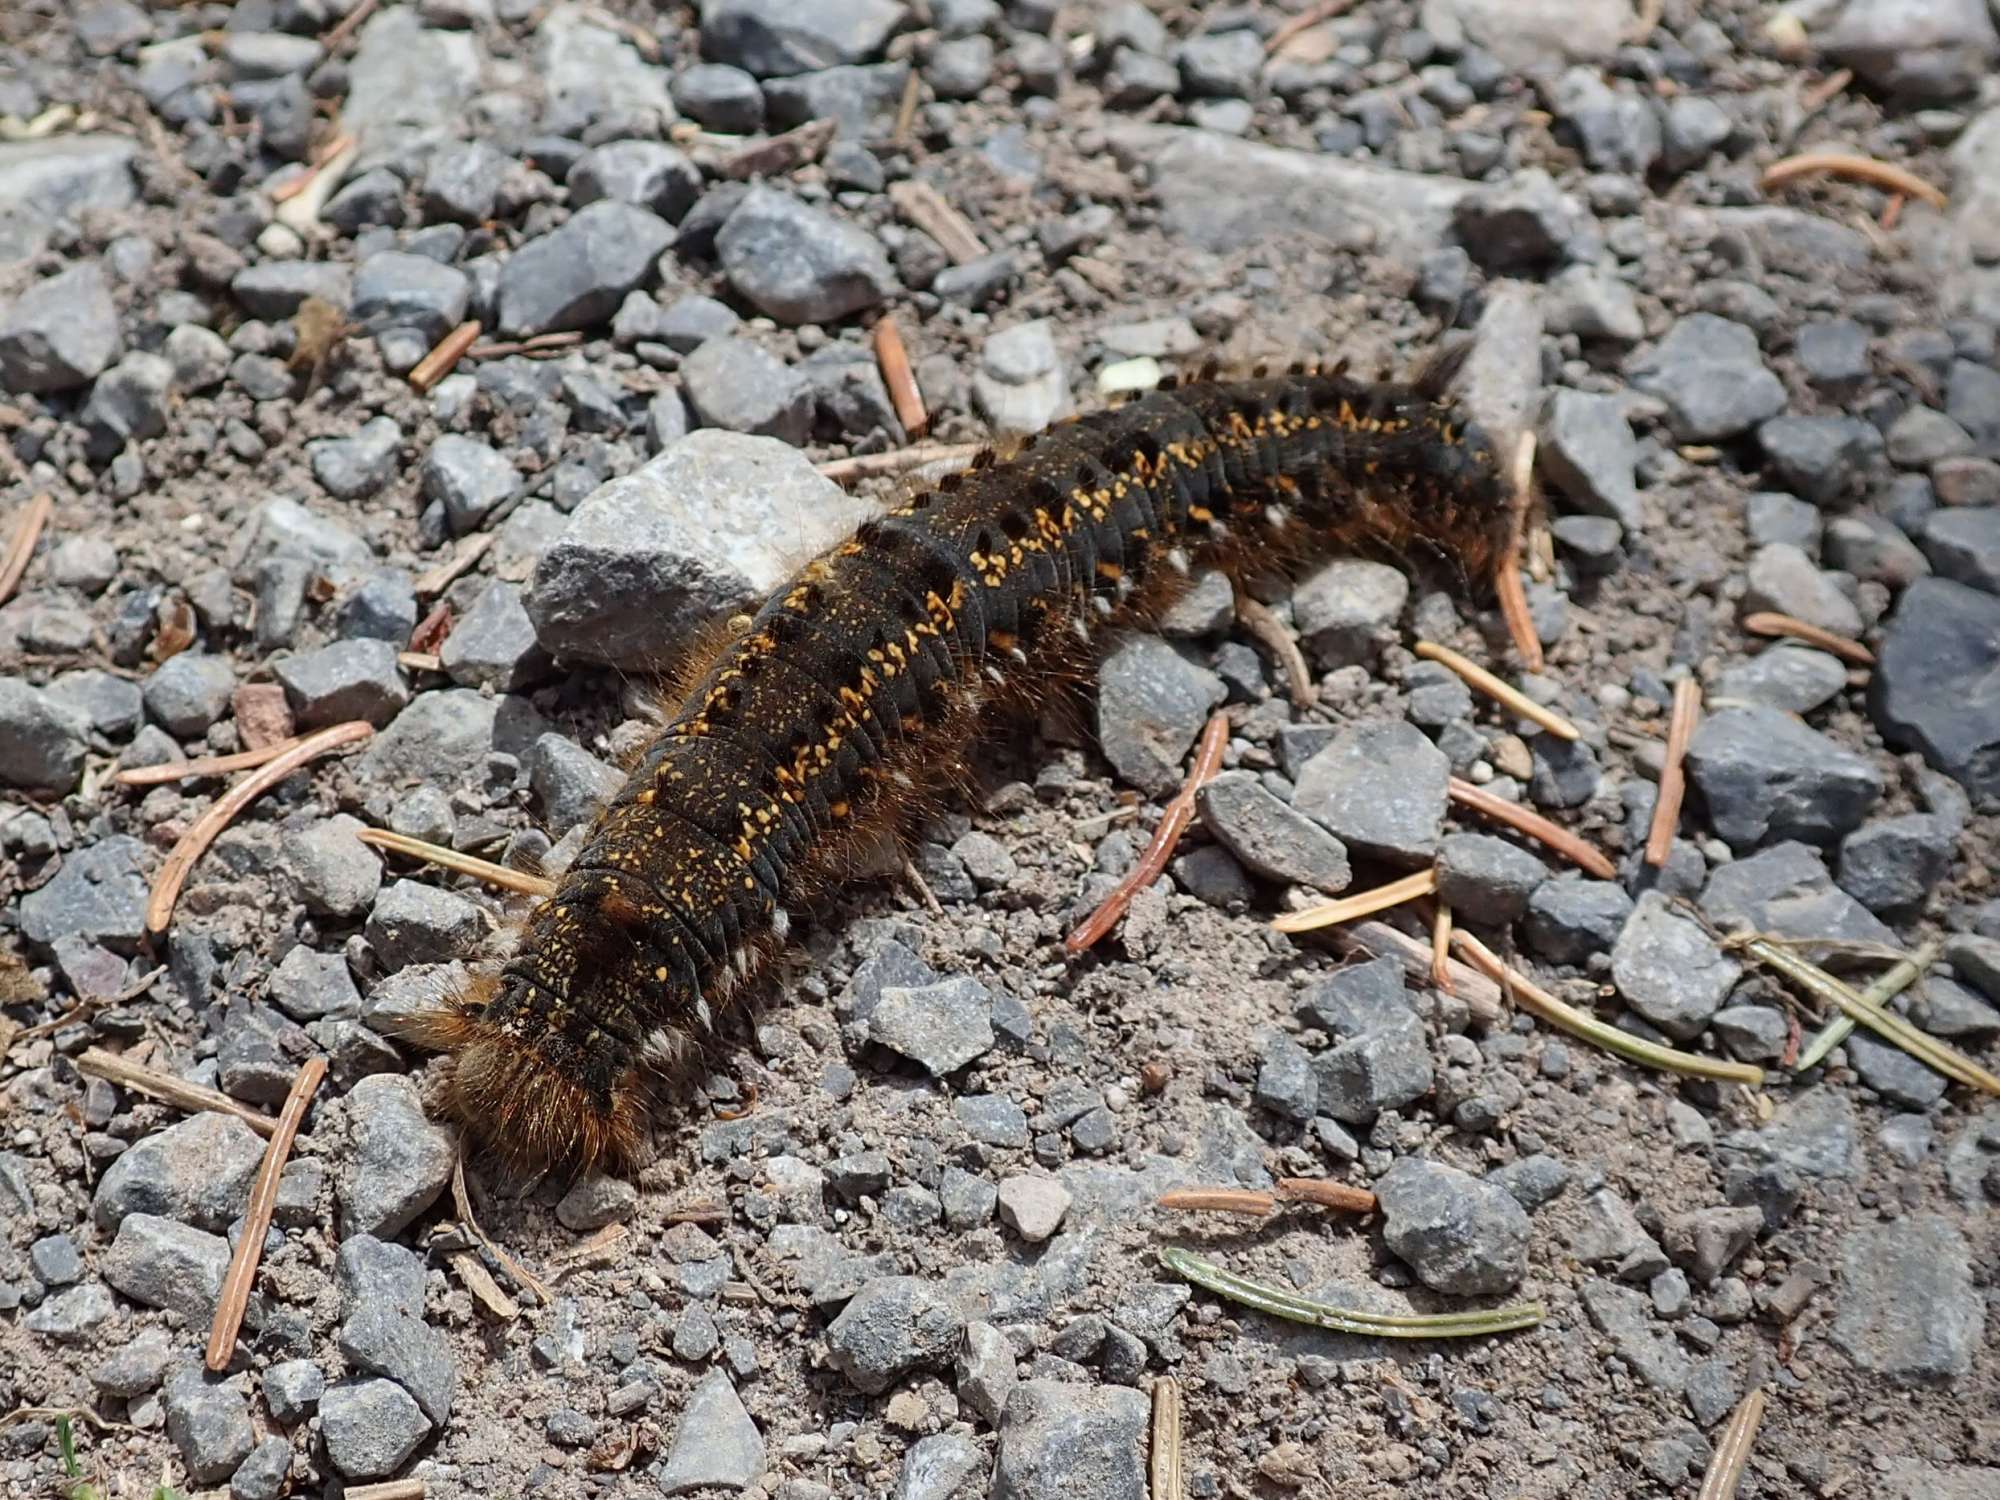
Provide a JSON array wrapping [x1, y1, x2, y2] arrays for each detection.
[[568, 141, 702, 222], [275, 639, 410, 729], [673, 62, 765, 131], [1095, 633, 1226, 799], [262, 1360, 324, 1426], [1711, 646, 1847, 716], [102, 1215, 229, 1322], [497, 201, 673, 337], [440, 581, 548, 691], [0, 677, 87, 791], [992, 1380, 1148, 1500], [0, 261, 119, 391], [1377, 1158, 1531, 1295], [1290, 720, 1449, 866], [163, 1365, 256, 1485], [143, 652, 235, 738], [1758, 415, 1882, 506], [1922, 507, 2000, 595], [1315, 1012, 1434, 1123], [1254, 1031, 1318, 1122], [1549, 65, 1660, 174], [1196, 771, 1350, 893], [1629, 314, 1786, 443], [1610, 891, 1742, 1040], [339, 1073, 455, 1238], [699, 0, 905, 77], [20, 833, 149, 952], [1847, 1032, 1947, 1109], [338, 1302, 457, 1425], [1436, 832, 1548, 925], [1296, 955, 1412, 1037], [230, 1436, 292, 1500], [1541, 389, 1641, 530], [353, 252, 469, 342], [528, 733, 622, 832], [716, 186, 896, 325], [1686, 705, 1883, 850], [1292, 559, 1408, 668], [871, 977, 995, 1074], [1451, 168, 1579, 273], [1836, 814, 1955, 914], [310, 416, 403, 501], [320, 1377, 431, 1481], [91, 1327, 174, 1398], [93, 1111, 265, 1232], [422, 434, 520, 534], [1702, 841, 1895, 948], [826, 1276, 964, 1394], [1872, 577, 2000, 798], [681, 337, 812, 444], [1742, 544, 1864, 639], [1831, 1215, 1982, 1380], [230, 260, 352, 319], [1579, 1279, 1690, 1393]]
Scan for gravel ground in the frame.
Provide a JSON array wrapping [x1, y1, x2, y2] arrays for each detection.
[[3, 0, 1999, 1497]]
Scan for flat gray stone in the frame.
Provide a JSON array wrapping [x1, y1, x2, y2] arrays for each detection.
[[1095, 633, 1226, 799], [717, 186, 896, 325], [658, 1369, 764, 1492], [992, 1380, 1148, 1500], [320, 1377, 431, 1481], [1686, 705, 1884, 850], [1290, 720, 1449, 867], [339, 1073, 455, 1239], [1832, 1215, 1983, 1381], [0, 261, 119, 391], [1377, 1158, 1531, 1295], [92, 1111, 266, 1232], [1196, 771, 1350, 893], [162, 1365, 255, 1485]]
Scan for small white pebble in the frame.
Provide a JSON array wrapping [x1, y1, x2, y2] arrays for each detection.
[[256, 222, 305, 258], [1097, 355, 1163, 395]]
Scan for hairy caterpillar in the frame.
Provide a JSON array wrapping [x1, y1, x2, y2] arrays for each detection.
[[407, 351, 1513, 1174]]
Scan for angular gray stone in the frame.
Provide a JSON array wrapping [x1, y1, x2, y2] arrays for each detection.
[[497, 201, 674, 337], [93, 1111, 265, 1232], [353, 252, 469, 342], [338, 1302, 457, 1426], [1836, 814, 1955, 915], [1742, 544, 1864, 639], [1711, 646, 1847, 716], [555, 1172, 639, 1231], [1822, 0, 1997, 102], [1872, 577, 2000, 799], [1295, 956, 1412, 1037], [1254, 1031, 1319, 1122], [1290, 720, 1449, 867], [0, 677, 87, 791], [569, 140, 702, 221], [0, 135, 138, 265], [681, 337, 812, 444], [1701, 841, 1896, 948], [1579, 1279, 1691, 1393], [91, 1327, 174, 1398], [717, 186, 896, 325], [1196, 771, 1350, 893], [901, 1431, 985, 1500], [275, 639, 410, 730], [992, 1380, 1149, 1500], [319, 1377, 431, 1481], [423, 434, 520, 534], [827, 1276, 965, 1394], [996, 1175, 1071, 1242], [163, 1365, 256, 1485], [230, 1435, 293, 1500], [1832, 1215, 1982, 1380], [1095, 633, 1226, 799], [657, 1369, 764, 1492], [339, 1073, 455, 1238], [1629, 314, 1786, 443], [19, 833, 149, 952], [528, 430, 875, 667], [537, 3, 677, 134], [263, 1360, 324, 1426], [440, 581, 548, 691], [1922, 507, 2000, 595], [230, 260, 353, 319], [357, 688, 513, 792], [1757, 414, 1884, 507], [528, 733, 622, 832], [1611, 890, 1742, 1040], [1685, 705, 1884, 850], [102, 1215, 230, 1323], [143, 652, 235, 738], [1420, 0, 1632, 70], [1436, 832, 1547, 926], [1847, 1032, 1948, 1109], [1721, 1086, 1860, 1181], [365, 879, 484, 969], [1315, 1011, 1433, 1123], [0, 261, 119, 391], [1541, 389, 1641, 530], [310, 416, 404, 501], [700, 0, 904, 76], [23, 1281, 114, 1343], [1292, 559, 1409, 668], [1377, 1158, 1531, 1295], [871, 977, 995, 1075]]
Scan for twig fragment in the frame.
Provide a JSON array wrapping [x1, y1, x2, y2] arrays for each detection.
[[416, 531, 494, 597], [887, 178, 986, 265], [1266, 0, 1358, 57], [115, 735, 318, 787], [1161, 1246, 1545, 1338], [343, 1483, 427, 1500], [1794, 939, 1936, 1072], [0, 491, 53, 607], [78, 1047, 277, 1138], [1730, 934, 1999, 1094], [718, 117, 835, 180], [1447, 776, 1617, 879], [1235, 592, 1315, 709], [1695, 1387, 1767, 1500], [207, 1057, 325, 1369], [1761, 150, 1947, 210], [357, 828, 557, 898], [322, 0, 382, 50], [1150, 1376, 1184, 1500], [1068, 712, 1230, 953], [1431, 899, 1455, 994], [409, 320, 482, 394], [1452, 931, 1766, 1086], [873, 315, 929, 439], [1158, 1187, 1276, 1216], [1273, 868, 1438, 936], [1415, 640, 1577, 741], [1645, 678, 1702, 867], [817, 441, 985, 484], [1276, 1177, 1376, 1213], [466, 331, 585, 360], [269, 131, 355, 204], [453, 1154, 554, 1305], [146, 722, 374, 936], [1497, 430, 1544, 671], [1798, 68, 1853, 116], [1741, 610, 1874, 665], [449, 1248, 521, 1320]]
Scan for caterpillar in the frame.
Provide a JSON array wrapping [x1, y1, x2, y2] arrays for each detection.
[[406, 350, 1513, 1175]]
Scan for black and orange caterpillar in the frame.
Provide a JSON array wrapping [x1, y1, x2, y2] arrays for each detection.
[[409, 351, 1513, 1174]]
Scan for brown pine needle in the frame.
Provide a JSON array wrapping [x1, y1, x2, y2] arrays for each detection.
[[207, 1056, 325, 1370], [344, 1483, 427, 1500], [817, 441, 985, 484], [322, 0, 382, 50], [1235, 592, 1316, 708], [719, 116, 836, 180], [1645, 678, 1702, 867], [448, 1249, 520, 1321], [886, 178, 986, 265], [1273, 867, 1438, 935], [1069, 713, 1231, 953], [0, 490, 52, 607], [892, 65, 922, 146], [1452, 931, 1766, 1086], [1741, 610, 1874, 665], [146, 721, 374, 936], [409, 320, 482, 394], [1431, 900, 1456, 994], [1446, 777, 1616, 879], [1761, 150, 1946, 210], [467, 331, 584, 360], [78, 1047, 278, 1138], [1415, 641, 1577, 741], [873, 315, 929, 439], [269, 131, 355, 203], [1497, 430, 1544, 670], [1799, 68, 1853, 115], [115, 734, 318, 786], [357, 828, 556, 898], [1696, 1387, 1767, 1500], [1275, 1177, 1376, 1213], [1158, 1187, 1276, 1216]]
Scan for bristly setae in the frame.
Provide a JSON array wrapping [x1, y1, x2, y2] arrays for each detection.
[[405, 351, 1514, 1174]]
